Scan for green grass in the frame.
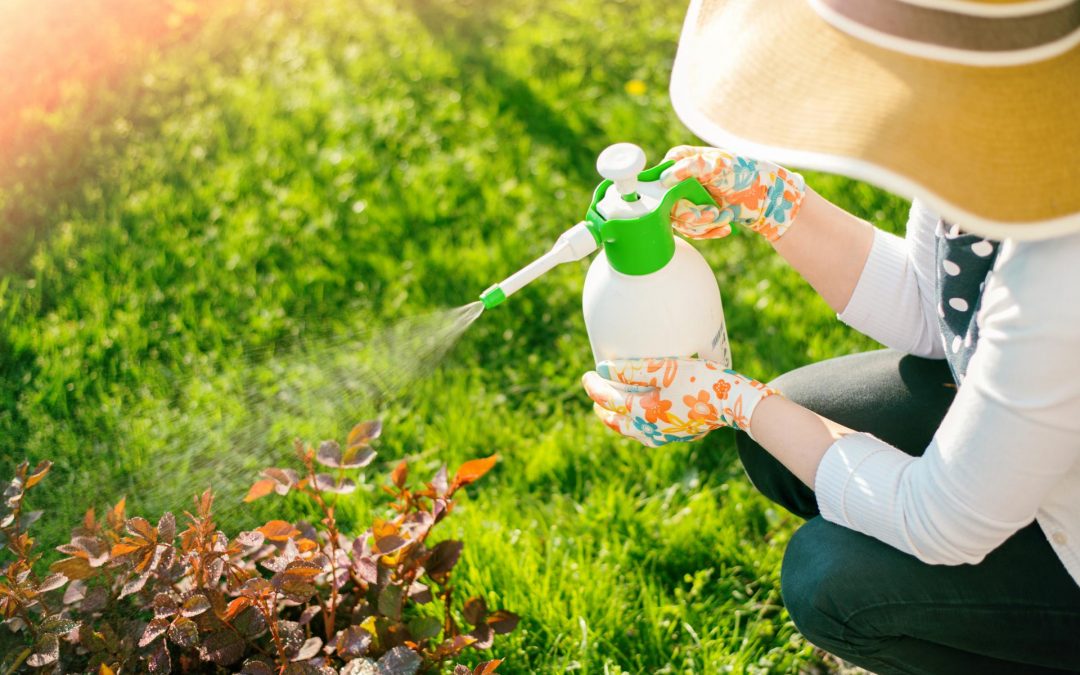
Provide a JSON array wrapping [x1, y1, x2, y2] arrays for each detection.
[[0, 0, 910, 671]]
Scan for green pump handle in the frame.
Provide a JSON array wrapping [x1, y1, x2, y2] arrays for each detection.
[[583, 160, 723, 276]]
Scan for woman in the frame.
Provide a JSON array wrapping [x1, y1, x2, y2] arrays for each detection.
[[582, 0, 1080, 672]]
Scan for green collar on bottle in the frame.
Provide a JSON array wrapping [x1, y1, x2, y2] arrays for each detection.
[[584, 160, 717, 276]]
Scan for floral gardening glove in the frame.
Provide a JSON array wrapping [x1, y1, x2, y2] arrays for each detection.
[[582, 358, 779, 447], [663, 146, 806, 242]]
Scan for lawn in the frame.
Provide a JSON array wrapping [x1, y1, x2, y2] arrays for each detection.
[[0, 0, 910, 671]]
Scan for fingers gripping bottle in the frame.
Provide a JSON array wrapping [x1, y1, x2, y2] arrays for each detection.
[[480, 142, 731, 368]]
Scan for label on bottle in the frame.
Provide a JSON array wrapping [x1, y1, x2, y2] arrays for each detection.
[[709, 324, 732, 369]]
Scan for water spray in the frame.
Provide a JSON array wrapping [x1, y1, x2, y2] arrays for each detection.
[[480, 143, 732, 366]]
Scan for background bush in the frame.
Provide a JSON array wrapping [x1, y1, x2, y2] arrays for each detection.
[[1, 431, 515, 673]]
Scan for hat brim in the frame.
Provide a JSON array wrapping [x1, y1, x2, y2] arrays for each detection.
[[670, 0, 1080, 240]]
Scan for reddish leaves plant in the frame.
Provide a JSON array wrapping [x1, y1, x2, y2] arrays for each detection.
[[0, 421, 516, 674]]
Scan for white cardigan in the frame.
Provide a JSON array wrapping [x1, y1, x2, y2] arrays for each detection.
[[814, 200, 1080, 587]]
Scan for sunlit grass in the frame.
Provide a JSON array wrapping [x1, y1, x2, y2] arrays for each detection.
[[0, 0, 907, 670]]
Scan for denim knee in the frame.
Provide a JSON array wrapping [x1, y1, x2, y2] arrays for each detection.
[[781, 519, 851, 652], [779, 517, 902, 662]]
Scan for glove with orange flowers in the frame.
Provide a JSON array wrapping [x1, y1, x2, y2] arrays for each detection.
[[662, 146, 806, 242], [582, 358, 780, 447]]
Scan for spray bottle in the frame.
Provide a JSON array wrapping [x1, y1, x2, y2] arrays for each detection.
[[480, 143, 731, 367]]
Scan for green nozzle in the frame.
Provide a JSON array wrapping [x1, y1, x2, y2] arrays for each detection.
[[480, 284, 506, 309]]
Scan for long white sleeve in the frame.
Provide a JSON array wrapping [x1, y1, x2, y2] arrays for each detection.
[[838, 200, 945, 358], [814, 229, 1080, 582]]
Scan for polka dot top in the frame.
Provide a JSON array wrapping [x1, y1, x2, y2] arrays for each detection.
[[935, 221, 1000, 383]]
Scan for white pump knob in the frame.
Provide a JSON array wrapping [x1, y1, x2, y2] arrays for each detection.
[[596, 143, 646, 198]]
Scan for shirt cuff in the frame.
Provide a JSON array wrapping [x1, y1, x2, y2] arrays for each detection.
[[815, 432, 917, 534], [837, 227, 911, 335]]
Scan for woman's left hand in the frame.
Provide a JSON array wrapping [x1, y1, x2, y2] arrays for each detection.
[[582, 358, 779, 447]]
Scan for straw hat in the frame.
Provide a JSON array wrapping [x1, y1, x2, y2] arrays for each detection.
[[669, 0, 1080, 240]]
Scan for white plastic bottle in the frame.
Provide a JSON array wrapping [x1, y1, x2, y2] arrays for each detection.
[[582, 143, 731, 367]]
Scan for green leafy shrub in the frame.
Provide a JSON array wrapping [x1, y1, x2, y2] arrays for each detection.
[[0, 421, 517, 673]]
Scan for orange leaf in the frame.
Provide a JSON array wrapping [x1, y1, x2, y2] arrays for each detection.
[[50, 556, 94, 580], [111, 542, 142, 557], [257, 520, 300, 542], [476, 659, 504, 675], [243, 479, 276, 503], [197, 489, 214, 518], [107, 497, 126, 531], [223, 596, 250, 620], [372, 518, 398, 539], [100, 665, 116, 675], [25, 460, 52, 489], [448, 634, 477, 653], [347, 420, 382, 448], [391, 460, 408, 489], [283, 565, 320, 579], [452, 455, 499, 489], [126, 517, 155, 541]]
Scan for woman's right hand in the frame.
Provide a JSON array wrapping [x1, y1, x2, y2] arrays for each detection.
[[661, 146, 807, 243]]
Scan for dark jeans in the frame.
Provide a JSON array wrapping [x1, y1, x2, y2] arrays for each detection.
[[736, 350, 1080, 674]]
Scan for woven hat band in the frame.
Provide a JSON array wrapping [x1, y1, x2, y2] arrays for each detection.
[[809, 0, 1080, 65]]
